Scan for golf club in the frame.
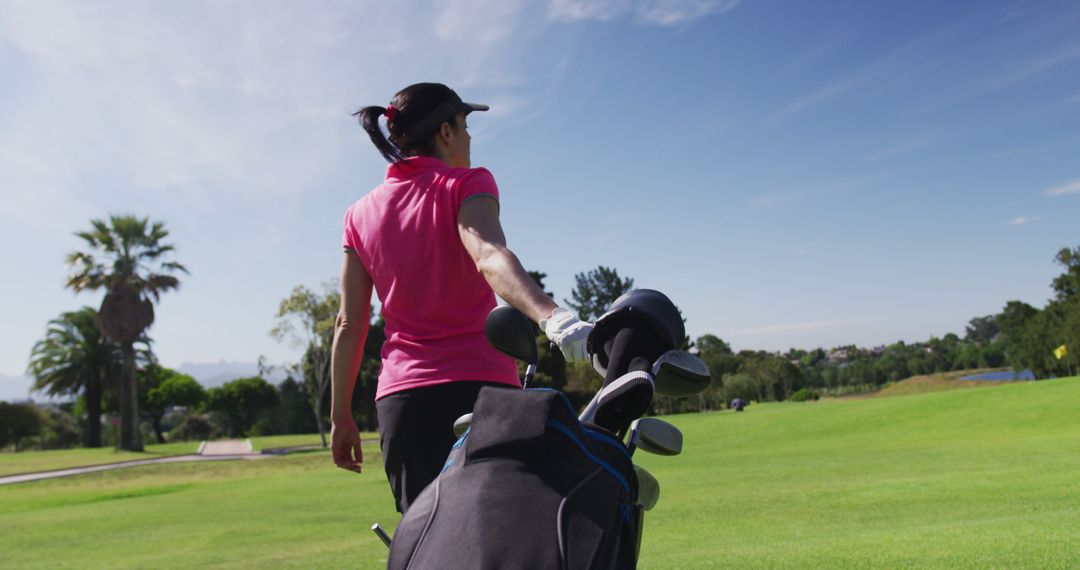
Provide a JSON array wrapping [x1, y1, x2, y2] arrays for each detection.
[[452, 412, 472, 438], [627, 417, 682, 456], [578, 370, 655, 436], [372, 523, 392, 548], [634, 465, 660, 511], [652, 349, 711, 397]]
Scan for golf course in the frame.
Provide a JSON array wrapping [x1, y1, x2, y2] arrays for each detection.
[[3, 376, 1079, 568]]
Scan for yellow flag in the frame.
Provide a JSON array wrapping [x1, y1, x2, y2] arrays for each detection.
[[1054, 344, 1068, 360]]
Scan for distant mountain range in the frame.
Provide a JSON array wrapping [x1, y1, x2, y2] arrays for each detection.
[[175, 360, 289, 388], [1, 361, 291, 403], [0, 374, 36, 403]]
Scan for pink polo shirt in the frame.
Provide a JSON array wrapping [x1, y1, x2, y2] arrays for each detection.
[[342, 156, 520, 399]]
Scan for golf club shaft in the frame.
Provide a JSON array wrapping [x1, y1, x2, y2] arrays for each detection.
[[524, 363, 537, 388], [372, 523, 391, 547]]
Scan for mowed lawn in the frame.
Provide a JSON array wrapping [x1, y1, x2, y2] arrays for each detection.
[[637, 376, 1080, 568], [0, 434, 329, 478], [3, 379, 1080, 568], [0, 441, 200, 477]]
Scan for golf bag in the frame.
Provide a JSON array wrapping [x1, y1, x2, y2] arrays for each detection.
[[386, 387, 640, 570], [387, 289, 691, 570]]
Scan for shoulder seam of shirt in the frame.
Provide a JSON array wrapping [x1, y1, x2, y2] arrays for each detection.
[[461, 193, 498, 205]]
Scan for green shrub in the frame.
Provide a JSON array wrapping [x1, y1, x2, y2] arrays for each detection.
[[40, 407, 81, 449], [249, 413, 283, 437], [721, 373, 758, 404], [0, 402, 45, 451], [789, 388, 820, 402], [170, 414, 218, 442]]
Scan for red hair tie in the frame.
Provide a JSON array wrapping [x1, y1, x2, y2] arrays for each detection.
[[385, 105, 398, 123]]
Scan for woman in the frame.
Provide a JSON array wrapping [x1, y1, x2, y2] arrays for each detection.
[[330, 83, 593, 513]]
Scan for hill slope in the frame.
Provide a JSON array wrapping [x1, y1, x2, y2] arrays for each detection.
[[865, 368, 1026, 399]]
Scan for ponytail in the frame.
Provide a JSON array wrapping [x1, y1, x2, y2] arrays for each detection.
[[355, 106, 404, 163], [356, 83, 470, 163]]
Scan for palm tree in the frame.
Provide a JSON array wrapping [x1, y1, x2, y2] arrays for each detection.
[[27, 308, 122, 447], [66, 215, 188, 451]]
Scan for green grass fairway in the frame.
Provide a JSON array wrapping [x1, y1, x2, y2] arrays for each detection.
[[637, 376, 1080, 568], [3, 380, 1080, 568], [0, 435, 327, 477], [0, 441, 199, 477]]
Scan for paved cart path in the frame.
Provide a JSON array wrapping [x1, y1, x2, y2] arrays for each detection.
[[198, 439, 258, 456], [0, 439, 270, 486]]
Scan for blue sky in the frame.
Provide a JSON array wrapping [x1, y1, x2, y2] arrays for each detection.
[[2, 0, 1078, 398]]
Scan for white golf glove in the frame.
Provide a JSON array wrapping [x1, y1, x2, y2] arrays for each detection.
[[540, 307, 593, 362]]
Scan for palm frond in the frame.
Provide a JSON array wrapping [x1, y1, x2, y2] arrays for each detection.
[[68, 217, 186, 330], [27, 307, 123, 397], [140, 244, 175, 260]]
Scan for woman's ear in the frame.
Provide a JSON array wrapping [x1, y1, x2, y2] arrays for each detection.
[[438, 121, 454, 143]]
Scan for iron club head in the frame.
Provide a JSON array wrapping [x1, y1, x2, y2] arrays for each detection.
[[634, 464, 660, 511], [628, 418, 682, 456], [652, 350, 711, 397]]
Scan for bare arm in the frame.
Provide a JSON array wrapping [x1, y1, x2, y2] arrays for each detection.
[[458, 197, 558, 324], [329, 250, 373, 473]]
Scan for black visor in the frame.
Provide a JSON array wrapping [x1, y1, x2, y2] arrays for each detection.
[[403, 91, 488, 141]]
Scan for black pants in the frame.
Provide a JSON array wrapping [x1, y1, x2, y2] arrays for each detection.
[[376, 381, 511, 513]]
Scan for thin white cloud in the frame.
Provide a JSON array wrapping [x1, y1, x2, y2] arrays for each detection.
[[748, 190, 800, 208], [636, 0, 740, 26], [548, 0, 739, 26], [768, 76, 862, 121], [767, 22, 967, 122], [0, 1, 563, 230], [900, 4, 1080, 117], [1044, 179, 1080, 196], [772, 35, 846, 79], [906, 42, 1080, 116], [1007, 216, 1032, 226], [549, 0, 627, 22], [868, 139, 932, 161]]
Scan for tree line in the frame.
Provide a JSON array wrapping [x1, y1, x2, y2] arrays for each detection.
[[517, 247, 1080, 414], [653, 245, 1080, 413], [5, 215, 1077, 452]]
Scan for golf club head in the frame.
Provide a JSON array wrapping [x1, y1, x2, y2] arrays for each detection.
[[579, 370, 655, 436], [652, 350, 711, 397], [634, 464, 660, 511], [484, 305, 538, 364], [452, 413, 472, 438], [629, 418, 682, 456]]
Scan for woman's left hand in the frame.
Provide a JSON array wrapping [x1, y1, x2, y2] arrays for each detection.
[[331, 416, 364, 474]]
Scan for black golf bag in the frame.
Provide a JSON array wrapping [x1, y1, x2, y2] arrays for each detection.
[[386, 387, 640, 570], [387, 289, 689, 570]]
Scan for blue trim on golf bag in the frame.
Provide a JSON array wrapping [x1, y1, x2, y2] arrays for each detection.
[[532, 386, 633, 460], [545, 419, 630, 493], [582, 425, 632, 461]]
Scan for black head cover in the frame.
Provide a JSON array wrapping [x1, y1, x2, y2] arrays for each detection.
[[484, 305, 538, 363], [587, 289, 686, 375]]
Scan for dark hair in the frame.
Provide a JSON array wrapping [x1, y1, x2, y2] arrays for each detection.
[[355, 83, 462, 163]]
